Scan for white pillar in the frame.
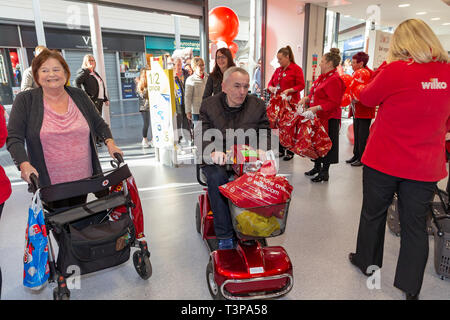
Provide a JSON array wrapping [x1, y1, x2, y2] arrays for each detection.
[[174, 15, 181, 51], [32, 0, 46, 46], [87, 3, 110, 126]]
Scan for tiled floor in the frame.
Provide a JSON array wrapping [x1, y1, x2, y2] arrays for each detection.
[[0, 101, 448, 300]]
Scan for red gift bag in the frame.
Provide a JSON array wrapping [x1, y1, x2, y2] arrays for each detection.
[[266, 95, 284, 129], [311, 119, 333, 158]]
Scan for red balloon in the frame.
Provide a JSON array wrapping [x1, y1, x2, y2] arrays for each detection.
[[352, 68, 370, 85], [209, 7, 240, 43], [341, 74, 353, 88], [10, 51, 19, 68], [340, 93, 351, 107], [351, 84, 366, 101], [228, 42, 239, 56], [347, 124, 354, 145]]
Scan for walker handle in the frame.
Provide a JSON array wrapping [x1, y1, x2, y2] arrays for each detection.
[[28, 173, 40, 194]]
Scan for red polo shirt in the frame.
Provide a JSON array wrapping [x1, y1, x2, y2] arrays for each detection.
[[268, 62, 305, 103], [0, 105, 11, 205], [308, 70, 346, 131], [360, 60, 450, 182]]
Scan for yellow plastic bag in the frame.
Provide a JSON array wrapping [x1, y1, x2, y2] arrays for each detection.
[[235, 210, 280, 237]]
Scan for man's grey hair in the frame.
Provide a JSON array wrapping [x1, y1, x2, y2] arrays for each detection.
[[223, 66, 249, 83]]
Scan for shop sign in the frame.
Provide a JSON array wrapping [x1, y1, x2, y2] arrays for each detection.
[[148, 58, 176, 148]]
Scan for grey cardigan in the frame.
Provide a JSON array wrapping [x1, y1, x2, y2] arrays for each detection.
[[7, 86, 113, 187]]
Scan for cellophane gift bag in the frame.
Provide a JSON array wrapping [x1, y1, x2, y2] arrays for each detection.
[[23, 193, 50, 288]]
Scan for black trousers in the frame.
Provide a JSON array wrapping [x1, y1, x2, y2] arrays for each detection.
[[353, 166, 436, 295], [352, 118, 371, 160], [140, 110, 152, 139]]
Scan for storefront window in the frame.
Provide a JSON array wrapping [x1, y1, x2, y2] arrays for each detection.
[[0, 48, 22, 106], [119, 51, 144, 99]]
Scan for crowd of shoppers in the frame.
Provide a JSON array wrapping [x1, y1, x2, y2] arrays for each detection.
[[0, 17, 448, 301]]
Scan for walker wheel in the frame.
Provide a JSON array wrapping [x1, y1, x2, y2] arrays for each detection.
[[53, 287, 70, 300], [133, 251, 152, 280]]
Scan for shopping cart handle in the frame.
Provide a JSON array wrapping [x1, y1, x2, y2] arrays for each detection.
[[114, 152, 124, 164], [28, 173, 40, 193]]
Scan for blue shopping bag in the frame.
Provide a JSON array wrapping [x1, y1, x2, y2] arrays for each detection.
[[23, 192, 50, 288]]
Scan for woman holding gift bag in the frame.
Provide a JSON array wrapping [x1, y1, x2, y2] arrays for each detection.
[[300, 48, 346, 182], [267, 46, 305, 161]]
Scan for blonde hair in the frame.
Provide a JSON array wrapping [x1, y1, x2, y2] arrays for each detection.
[[81, 54, 95, 69], [191, 57, 204, 69], [136, 68, 148, 94], [387, 19, 449, 64]]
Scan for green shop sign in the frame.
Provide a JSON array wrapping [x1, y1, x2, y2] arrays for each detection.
[[145, 36, 200, 53]]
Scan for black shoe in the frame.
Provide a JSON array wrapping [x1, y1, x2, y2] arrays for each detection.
[[346, 156, 358, 164], [311, 172, 329, 182], [304, 167, 321, 176], [283, 154, 294, 161], [348, 253, 374, 277], [406, 293, 419, 300], [351, 160, 363, 167]]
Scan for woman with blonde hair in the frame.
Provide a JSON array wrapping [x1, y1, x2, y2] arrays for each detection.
[[349, 19, 449, 300], [185, 57, 208, 128], [136, 68, 153, 147]]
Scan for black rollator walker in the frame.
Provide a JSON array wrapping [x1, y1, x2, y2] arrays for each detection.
[[27, 153, 151, 300]]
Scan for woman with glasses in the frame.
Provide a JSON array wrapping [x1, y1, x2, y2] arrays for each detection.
[[202, 48, 236, 100]]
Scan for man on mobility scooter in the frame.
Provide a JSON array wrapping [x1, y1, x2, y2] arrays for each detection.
[[199, 67, 272, 250]]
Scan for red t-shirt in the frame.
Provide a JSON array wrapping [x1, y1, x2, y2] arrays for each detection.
[[0, 105, 11, 204], [360, 60, 450, 182], [268, 62, 305, 103]]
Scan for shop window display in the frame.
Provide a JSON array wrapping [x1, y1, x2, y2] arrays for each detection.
[[119, 51, 144, 99]]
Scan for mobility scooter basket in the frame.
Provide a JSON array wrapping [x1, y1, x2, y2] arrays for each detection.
[[228, 199, 291, 239]]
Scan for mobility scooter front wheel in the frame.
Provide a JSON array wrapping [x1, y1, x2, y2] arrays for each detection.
[[133, 251, 152, 280], [206, 258, 225, 300], [196, 202, 201, 234]]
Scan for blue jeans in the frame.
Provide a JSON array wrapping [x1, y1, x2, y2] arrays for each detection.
[[202, 165, 234, 239]]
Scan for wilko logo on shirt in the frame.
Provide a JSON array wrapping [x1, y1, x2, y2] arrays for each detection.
[[421, 78, 447, 90]]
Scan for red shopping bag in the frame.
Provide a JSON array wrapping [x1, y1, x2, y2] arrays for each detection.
[[266, 95, 284, 129], [219, 172, 293, 217], [311, 119, 332, 158], [110, 176, 145, 239], [278, 102, 299, 149]]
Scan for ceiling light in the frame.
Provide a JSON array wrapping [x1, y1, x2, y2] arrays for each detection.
[[431, 17, 441, 20], [416, 12, 427, 15], [398, 4, 410, 7], [443, 22, 450, 25]]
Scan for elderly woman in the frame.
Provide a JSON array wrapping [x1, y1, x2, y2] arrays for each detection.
[[7, 50, 122, 209], [185, 57, 208, 128], [349, 19, 450, 300]]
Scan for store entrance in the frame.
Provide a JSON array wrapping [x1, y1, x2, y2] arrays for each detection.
[[0, 48, 21, 106]]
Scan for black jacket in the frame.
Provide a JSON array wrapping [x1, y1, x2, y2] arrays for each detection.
[[75, 68, 109, 102], [7, 86, 113, 187], [198, 92, 271, 164], [202, 74, 222, 100]]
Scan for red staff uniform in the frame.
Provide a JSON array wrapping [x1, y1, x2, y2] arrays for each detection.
[[268, 62, 305, 104]]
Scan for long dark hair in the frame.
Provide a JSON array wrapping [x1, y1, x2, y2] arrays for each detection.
[[210, 47, 236, 80]]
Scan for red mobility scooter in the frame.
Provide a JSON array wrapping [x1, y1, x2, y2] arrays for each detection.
[[195, 154, 294, 300]]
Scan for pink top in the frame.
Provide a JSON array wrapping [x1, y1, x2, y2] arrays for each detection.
[[40, 96, 93, 185]]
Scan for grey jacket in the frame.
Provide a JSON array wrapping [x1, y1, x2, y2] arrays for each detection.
[[20, 66, 38, 91], [7, 86, 113, 187]]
